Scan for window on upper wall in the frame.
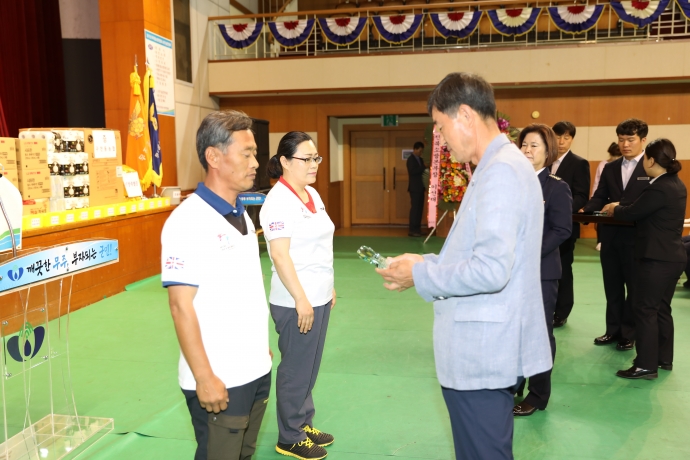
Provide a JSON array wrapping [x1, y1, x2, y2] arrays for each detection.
[[173, 0, 192, 83]]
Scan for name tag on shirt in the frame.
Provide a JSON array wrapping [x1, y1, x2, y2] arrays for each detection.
[[638, 177, 650, 181]]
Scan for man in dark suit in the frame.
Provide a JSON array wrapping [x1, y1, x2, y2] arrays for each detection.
[[407, 141, 426, 237], [550, 121, 590, 327], [601, 138, 686, 379], [583, 119, 650, 351]]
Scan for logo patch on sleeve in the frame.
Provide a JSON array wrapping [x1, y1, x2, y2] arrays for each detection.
[[165, 257, 184, 270], [269, 221, 285, 231]]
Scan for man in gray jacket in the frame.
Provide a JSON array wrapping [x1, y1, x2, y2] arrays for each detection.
[[377, 73, 552, 459]]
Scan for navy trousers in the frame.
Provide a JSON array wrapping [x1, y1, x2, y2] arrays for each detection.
[[442, 385, 516, 460], [522, 279, 558, 409]]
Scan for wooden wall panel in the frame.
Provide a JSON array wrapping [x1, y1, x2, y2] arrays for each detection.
[[328, 181, 342, 229], [221, 82, 689, 227], [0, 208, 172, 322]]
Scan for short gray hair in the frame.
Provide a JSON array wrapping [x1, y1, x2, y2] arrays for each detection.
[[196, 110, 253, 171]]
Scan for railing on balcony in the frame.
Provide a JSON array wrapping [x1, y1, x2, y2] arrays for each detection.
[[209, 0, 690, 61]]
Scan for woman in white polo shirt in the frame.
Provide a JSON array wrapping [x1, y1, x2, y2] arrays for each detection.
[[260, 132, 335, 460]]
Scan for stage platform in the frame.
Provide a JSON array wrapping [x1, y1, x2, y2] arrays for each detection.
[[47, 237, 690, 459]]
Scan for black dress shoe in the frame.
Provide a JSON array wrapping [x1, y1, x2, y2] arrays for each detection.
[[513, 401, 541, 416], [553, 315, 567, 328], [616, 365, 658, 380], [408, 232, 422, 237], [659, 361, 673, 371], [683, 280, 690, 288], [616, 339, 635, 351], [593, 334, 619, 345]]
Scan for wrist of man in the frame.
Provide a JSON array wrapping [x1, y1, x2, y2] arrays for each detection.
[[193, 367, 215, 382]]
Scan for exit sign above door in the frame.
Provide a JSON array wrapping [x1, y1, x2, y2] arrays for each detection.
[[381, 115, 399, 127]]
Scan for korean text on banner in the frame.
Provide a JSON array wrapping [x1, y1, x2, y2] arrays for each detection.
[[427, 131, 441, 228], [144, 30, 175, 117]]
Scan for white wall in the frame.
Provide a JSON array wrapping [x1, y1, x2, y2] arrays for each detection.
[[174, 0, 245, 190], [209, 41, 690, 96]]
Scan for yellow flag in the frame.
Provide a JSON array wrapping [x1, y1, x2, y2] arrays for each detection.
[[125, 66, 153, 190]]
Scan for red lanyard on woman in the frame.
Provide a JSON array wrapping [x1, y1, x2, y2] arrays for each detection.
[[279, 177, 316, 213]]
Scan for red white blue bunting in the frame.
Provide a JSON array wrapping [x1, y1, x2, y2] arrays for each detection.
[[487, 8, 541, 36], [371, 14, 423, 44], [548, 5, 605, 33], [218, 23, 263, 49], [429, 11, 482, 39], [610, 0, 671, 28], [268, 19, 315, 48], [678, 0, 690, 20], [318, 17, 368, 46]]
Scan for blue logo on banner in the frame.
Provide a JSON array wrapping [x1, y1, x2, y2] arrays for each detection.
[[7, 266, 23, 281], [0, 239, 119, 294], [7, 322, 45, 362]]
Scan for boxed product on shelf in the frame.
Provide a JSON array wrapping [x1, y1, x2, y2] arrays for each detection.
[[1, 168, 19, 189], [18, 130, 59, 154], [64, 197, 89, 210], [17, 139, 48, 170], [20, 128, 124, 206], [18, 168, 51, 199], [0, 138, 17, 168], [49, 198, 65, 212], [50, 176, 65, 198], [23, 198, 49, 215]]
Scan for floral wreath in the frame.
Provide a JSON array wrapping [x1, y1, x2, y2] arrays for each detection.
[[439, 146, 472, 207], [497, 111, 520, 143]]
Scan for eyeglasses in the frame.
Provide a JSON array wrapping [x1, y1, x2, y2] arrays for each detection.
[[292, 156, 323, 165]]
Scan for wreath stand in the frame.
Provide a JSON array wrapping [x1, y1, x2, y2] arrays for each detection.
[[424, 208, 457, 244]]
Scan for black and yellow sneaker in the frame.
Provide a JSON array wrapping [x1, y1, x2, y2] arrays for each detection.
[[275, 437, 328, 459], [303, 425, 334, 447]]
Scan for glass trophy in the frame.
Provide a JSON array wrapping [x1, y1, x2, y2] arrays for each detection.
[[357, 245, 389, 269]]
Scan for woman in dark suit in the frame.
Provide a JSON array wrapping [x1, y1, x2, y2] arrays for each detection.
[[602, 138, 687, 379], [514, 124, 573, 416]]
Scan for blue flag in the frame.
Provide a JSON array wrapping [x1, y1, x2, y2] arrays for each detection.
[[144, 67, 163, 187]]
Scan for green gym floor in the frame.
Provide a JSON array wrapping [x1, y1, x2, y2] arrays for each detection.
[[64, 237, 689, 459]]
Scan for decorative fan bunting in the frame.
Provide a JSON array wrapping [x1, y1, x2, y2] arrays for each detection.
[[678, 0, 690, 20], [487, 8, 542, 36], [548, 5, 605, 33], [318, 17, 368, 45], [429, 11, 482, 39], [268, 19, 315, 48], [218, 23, 263, 49], [610, 0, 671, 28], [371, 14, 423, 44]]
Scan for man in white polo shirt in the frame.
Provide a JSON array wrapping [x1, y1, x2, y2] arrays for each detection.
[[161, 110, 272, 460]]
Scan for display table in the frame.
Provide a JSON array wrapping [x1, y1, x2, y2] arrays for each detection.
[[2, 204, 174, 321]]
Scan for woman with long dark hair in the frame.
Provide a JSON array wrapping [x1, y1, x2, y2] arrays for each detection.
[[513, 124, 572, 416], [602, 138, 687, 379], [259, 132, 335, 460]]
